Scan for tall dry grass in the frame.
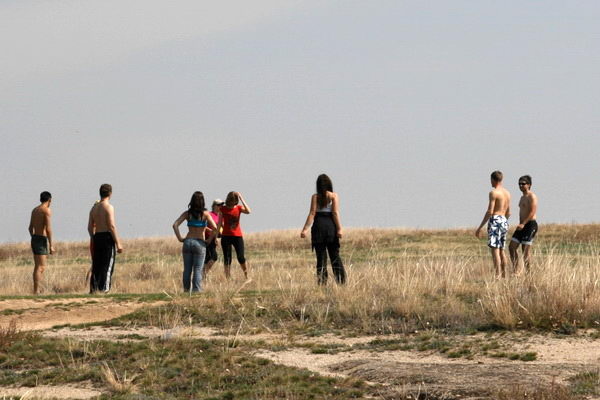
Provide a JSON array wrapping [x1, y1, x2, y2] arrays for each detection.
[[2, 225, 600, 331]]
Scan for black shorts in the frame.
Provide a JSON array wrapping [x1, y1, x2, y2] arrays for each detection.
[[204, 240, 218, 264], [511, 220, 538, 245], [31, 235, 49, 255]]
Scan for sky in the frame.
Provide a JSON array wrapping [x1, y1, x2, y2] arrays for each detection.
[[1, 1, 599, 243]]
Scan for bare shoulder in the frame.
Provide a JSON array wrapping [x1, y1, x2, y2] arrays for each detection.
[[327, 191, 338, 200]]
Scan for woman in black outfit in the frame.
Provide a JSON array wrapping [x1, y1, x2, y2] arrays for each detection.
[[300, 174, 346, 284]]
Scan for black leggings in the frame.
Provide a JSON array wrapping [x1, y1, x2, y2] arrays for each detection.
[[221, 236, 246, 266], [314, 242, 346, 285]]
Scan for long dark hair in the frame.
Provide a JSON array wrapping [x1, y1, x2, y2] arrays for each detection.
[[188, 191, 206, 220], [316, 174, 333, 209], [225, 191, 238, 208]]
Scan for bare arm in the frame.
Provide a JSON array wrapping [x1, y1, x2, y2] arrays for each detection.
[[45, 208, 54, 254], [87, 207, 95, 238], [28, 211, 34, 236], [172, 211, 188, 243], [205, 212, 218, 243], [300, 195, 317, 238], [107, 205, 123, 252], [331, 193, 343, 238], [475, 192, 495, 237], [236, 192, 251, 214], [215, 210, 224, 239]]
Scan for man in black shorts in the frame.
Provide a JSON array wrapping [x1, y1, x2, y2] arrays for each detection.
[[28, 191, 55, 294], [509, 175, 538, 274]]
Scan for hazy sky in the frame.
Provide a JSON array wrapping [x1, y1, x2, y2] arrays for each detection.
[[2, 1, 599, 243]]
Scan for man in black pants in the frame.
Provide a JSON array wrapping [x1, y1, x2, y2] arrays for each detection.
[[88, 184, 124, 293]]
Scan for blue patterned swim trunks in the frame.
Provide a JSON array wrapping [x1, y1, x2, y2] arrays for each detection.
[[487, 215, 508, 249]]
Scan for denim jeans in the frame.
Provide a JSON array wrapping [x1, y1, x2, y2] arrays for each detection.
[[182, 238, 207, 293]]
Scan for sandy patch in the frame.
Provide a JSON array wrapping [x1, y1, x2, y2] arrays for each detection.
[[0, 299, 159, 331], [0, 298, 111, 313], [0, 385, 101, 399]]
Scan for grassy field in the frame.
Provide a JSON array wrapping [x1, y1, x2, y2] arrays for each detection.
[[2, 224, 600, 332], [2, 224, 600, 399]]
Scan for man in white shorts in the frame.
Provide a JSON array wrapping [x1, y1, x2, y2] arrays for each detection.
[[475, 171, 511, 278]]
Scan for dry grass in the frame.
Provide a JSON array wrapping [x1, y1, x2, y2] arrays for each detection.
[[2, 225, 600, 332], [101, 361, 139, 394]]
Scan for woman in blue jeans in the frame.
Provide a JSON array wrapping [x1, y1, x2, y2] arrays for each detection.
[[172, 191, 217, 293]]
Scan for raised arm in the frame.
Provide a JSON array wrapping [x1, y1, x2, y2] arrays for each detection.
[[236, 192, 251, 214], [172, 211, 188, 243], [300, 194, 317, 238], [475, 191, 495, 238], [107, 205, 123, 253], [331, 193, 343, 238]]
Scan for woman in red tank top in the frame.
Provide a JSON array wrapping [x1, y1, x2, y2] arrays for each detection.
[[217, 191, 251, 279]]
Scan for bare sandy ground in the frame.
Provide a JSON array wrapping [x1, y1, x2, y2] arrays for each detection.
[[0, 298, 156, 331], [0, 386, 102, 400], [2, 298, 600, 399]]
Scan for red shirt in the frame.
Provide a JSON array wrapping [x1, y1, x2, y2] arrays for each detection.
[[220, 205, 243, 237]]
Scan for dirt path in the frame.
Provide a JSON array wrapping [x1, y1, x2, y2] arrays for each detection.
[[0, 386, 102, 400], [0, 298, 157, 331], [4, 298, 600, 399]]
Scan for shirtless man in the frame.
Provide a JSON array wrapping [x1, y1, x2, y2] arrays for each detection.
[[28, 191, 54, 294], [475, 171, 511, 278], [88, 184, 123, 293], [509, 175, 538, 274]]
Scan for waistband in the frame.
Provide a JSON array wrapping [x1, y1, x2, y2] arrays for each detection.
[[184, 237, 206, 244], [31, 234, 47, 239], [315, 211, 333, 217], [94, 232, 113, 238]]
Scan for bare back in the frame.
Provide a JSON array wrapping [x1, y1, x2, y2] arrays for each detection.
[[490, 187, 511, 217], [30, 205, 50, 236], [90, 201, 113, 233]]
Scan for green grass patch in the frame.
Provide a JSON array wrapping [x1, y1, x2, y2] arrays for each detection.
[[0, 335, 371, 399]]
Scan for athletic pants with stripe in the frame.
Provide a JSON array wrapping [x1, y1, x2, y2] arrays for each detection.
[[91, 232, 116, 293]]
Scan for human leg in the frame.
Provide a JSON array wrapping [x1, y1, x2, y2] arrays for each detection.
[[522, 244, 532, 272], [231, 237, 248, 279], [221, 236, 233, 279], [190, 240, 206, 292], [182, 240, 193, 292], [90, 233, 115, 293], [203, 241, 217, 278], [31, 235, 49, 294], [314, 243, 328, 285], [490, 248, 504, 278], [32, 255, 46, 294], [326, 242, 346, 284], [509, 240, 520, 274]]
